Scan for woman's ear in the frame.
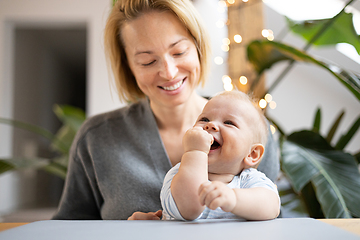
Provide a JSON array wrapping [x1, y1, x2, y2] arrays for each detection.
[[244, 144, 265, 167]]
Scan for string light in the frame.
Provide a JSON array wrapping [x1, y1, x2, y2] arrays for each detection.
[[270, 125, 276, 135], [216, 20, 225, 28], [261, 29, 274, 41], [259, 99, 267, 109], [222, 38, 230, 45], [222, 75, 232, 85], [264, 93, 272, 102], [221, 44, 230, 52], [234, 34, 242, 43], [242, 0, 249, 2], [227, 0, 235, 4], [239, 76, 248, 85], [222, 75, 233, 91], [269, 101, 277, 109], [217, 0, 227, 13], [214, 56, 224, 65]]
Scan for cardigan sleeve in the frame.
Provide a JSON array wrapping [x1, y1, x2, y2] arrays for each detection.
[[52, 140, 102, 220]]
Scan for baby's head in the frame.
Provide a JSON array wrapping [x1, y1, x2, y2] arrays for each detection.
[[213, 90, 268, 147], [195, 90, 268, 174]]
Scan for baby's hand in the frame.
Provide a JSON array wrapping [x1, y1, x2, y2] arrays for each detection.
[[198, 181, 236, 212], [183, 126, 214, 153]]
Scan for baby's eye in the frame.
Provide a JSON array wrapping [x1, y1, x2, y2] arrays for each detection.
[[224, 120, 236, 126], [199, 117, 209, 122]]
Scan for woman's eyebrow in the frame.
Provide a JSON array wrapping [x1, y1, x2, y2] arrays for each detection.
[[134, 38, 188, 56]]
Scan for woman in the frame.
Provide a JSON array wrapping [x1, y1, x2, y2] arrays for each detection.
[[52, 0, 279, 220]]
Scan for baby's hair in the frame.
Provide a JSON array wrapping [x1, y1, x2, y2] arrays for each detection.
[[211, 91, 269, 147]]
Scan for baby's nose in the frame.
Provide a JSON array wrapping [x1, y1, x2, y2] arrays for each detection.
[[204, 122, 218, 131]]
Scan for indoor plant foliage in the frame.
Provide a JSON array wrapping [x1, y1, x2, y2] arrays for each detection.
[[0, 105, 86, 179], [247, 1, 360, 218]]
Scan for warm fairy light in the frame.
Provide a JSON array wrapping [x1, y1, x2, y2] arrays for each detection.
[[216, 20, 225, 28], [221, 44, 230, 52], [259, 99, 267, 109], [218, 0, 227, 8], [264, 93, 272, 102], [224, 83, 234, 91], [214, 56, 224, 65], [269, 101, 277, 109], [262, 29, 270, 38], [222, 38, 231, 45], [262, 29, 274, 41], [227, 0, 235, 4], [242, 0, 249, 2], [270, 125, 276, 135], [239, 76, 248, 85], [267, 34, 274, 41], [222, 75, 232, 85], [234, 34, 242, 43]]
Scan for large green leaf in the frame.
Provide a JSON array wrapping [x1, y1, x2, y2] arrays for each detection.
[[0, 118, 68, 153], [312, 108, 321, 133], [0, 157, 49, 171], [0, 160, 15, 174], [326, 110, 345, 143], [281, 139, 360, 218], [53, 104, 86, 132], [51, 105, 85, 154], [247, 40, 360, 101], [335, 115, 360, 150], [287, 12, 360, 54]]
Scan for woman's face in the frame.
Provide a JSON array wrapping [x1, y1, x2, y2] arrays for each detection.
[[121, 11, 201, 108]]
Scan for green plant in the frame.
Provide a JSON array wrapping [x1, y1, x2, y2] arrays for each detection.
[[0, 105, 86, 179], [247, 1, 360, 218]]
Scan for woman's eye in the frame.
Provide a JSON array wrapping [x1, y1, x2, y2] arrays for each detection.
[[174, 51, 185, 56], [142, 60, 156, 66]]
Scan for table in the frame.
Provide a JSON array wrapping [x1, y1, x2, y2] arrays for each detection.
[[0, 218, 359, 239]]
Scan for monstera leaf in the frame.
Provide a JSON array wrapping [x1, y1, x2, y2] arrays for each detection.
[[287, 12, 360, 54], [247, 40, 360, 101], [281, 134, 360, 218]]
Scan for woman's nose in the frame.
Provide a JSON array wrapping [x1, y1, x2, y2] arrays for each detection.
[[159, 57, 178, 80], [204, 122, 219, 131]]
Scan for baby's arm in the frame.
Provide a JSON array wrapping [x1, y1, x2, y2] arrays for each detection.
[[170, 126, 213, 220], [199, 181, 280, 220]]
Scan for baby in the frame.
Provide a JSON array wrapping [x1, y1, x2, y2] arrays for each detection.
[[160, 90, 280, 220]]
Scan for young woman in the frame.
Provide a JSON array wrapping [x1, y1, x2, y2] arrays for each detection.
[[53, 0, 279, 220]]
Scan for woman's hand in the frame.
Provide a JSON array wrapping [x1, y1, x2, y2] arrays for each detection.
[[127, 210, 162, 220]]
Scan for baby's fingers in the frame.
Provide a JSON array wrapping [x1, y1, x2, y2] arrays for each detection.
[[198, 182, 214, 205]]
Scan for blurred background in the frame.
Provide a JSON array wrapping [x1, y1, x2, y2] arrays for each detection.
[[0, 0, 359, 221]]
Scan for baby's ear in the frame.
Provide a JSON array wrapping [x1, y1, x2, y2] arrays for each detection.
[[244, 144, 265, 167]]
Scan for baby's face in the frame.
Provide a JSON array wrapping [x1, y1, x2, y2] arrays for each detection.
[[194, 95, 258, 175]]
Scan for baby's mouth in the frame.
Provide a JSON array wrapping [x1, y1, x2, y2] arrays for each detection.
[[210, 140, 221, 150]]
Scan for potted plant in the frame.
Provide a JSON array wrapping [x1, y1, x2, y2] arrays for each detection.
[[246, 0, 360, 218]]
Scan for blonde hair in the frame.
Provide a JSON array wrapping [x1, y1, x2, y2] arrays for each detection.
[[213, 91, 269, 147], [104, 0, 211, 103]]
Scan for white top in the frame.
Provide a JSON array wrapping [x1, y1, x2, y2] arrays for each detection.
[[161, 163, 280, 220]]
